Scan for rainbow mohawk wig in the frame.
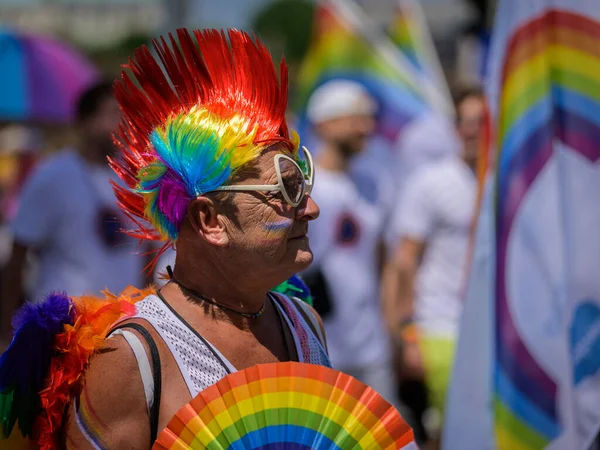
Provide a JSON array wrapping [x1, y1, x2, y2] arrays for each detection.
[[110, 29, 299, 242]]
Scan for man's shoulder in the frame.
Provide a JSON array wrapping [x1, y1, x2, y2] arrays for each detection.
[[64, 331, 150, 448], [25, 150, 79, 187], [409, 157, 460, 188]]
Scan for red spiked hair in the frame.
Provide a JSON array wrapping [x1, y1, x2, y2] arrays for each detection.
[[109, 29, 295, 249]]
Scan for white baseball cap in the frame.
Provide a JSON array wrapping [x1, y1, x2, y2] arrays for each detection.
[[306, 80, 377, 125]]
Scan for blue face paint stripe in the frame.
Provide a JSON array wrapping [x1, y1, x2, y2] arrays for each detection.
[[263, 220, 291, 231]]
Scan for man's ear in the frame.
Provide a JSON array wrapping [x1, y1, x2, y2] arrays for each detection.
[[186, 197, 229, 246]]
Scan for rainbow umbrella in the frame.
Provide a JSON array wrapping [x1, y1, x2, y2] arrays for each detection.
[[0, 28, 99, 123]]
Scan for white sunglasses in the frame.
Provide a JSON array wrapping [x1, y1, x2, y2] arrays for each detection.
[[213, 146, 314, 207]]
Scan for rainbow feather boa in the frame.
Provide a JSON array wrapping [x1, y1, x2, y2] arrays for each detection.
[[0, 286, 153, 449], [0, 276, 310, 449]]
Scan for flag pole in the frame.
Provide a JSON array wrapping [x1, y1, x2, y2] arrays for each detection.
[[399, 0, 455, 117], [328, 0, 454, 119]]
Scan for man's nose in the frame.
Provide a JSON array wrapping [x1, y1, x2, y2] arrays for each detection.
[[296, 193, 320, 221]]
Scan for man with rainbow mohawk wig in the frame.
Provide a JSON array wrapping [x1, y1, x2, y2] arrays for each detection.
[[0, 29, 331, 449]]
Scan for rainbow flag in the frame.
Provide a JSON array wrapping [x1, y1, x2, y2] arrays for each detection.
[[444, 2, 600, 449], [387, 0, 453, 114], [294, 0, 435, 147], [388, 1, 424, 71]]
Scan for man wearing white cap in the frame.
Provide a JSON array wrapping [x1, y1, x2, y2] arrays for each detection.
[[302, 79, 397, 405]]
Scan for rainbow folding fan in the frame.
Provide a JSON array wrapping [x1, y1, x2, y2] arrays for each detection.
[[153, 362, 417, 449]]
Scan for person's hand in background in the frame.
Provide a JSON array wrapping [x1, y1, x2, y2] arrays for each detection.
[[394, 323, 425, 381]]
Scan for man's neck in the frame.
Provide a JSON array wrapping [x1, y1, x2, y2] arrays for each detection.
[[171, 258, 270, 322], [316, 143, 350, 173]]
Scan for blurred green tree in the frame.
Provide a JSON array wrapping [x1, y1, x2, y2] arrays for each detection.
[[88, 34, 152, 76], [251, 0, 316, 69]]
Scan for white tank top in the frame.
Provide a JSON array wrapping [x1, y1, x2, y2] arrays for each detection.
[[74, 292, 331, 448], [119, 292, 330, 398]]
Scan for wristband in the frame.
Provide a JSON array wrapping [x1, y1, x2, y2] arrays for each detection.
[[399, 317, 414, 329], [399, 323, 419, 344]]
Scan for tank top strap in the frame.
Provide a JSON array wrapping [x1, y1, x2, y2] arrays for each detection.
[[271, 293, 332, 368], [115, 293, 330, 404], [130, 294, 235, 397]]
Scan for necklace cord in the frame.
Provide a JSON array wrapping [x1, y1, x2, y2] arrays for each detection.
[[169, 276, 266, 320]]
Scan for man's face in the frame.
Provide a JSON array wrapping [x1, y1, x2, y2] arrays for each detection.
[[218, 146, 320, 284], [456, 95, 485, 165], [317, 114, 376, 156], [81, 96, 121, 158]]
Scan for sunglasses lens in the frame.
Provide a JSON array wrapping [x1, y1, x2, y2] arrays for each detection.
[[278, 157, 305, 204]]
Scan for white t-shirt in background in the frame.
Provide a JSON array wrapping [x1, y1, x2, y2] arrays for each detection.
[[11, 150, 144, 301], [383, 113, 462, 248], [393, 157, 476, 337], [305, 166, 393, 370], [393, 112, 461, 188]]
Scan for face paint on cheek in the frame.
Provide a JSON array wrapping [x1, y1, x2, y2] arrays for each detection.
[[260, 219, 292, 245]]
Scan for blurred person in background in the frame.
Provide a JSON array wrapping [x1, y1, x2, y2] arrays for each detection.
[[0, 125, 40, 268], [392, 111, 462, 201], [383, 86, 485, 449], [0, 125, 40, 225], [302, 79, 397, 405], [384, 102, 464, 446], [0, 81, 148, 346]]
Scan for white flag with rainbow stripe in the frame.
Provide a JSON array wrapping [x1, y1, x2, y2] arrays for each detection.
[[444, 0, 600, 449]]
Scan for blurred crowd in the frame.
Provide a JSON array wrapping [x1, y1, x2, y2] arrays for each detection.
[[0, 3, 489, 450], [0, 79, 484, 450]]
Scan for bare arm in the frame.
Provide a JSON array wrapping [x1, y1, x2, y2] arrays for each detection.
[[1, 241, 27, 345], [382, 237, 425, 340], [382, 236, 426, 380], [377, 238, 388, 280], [64, 335, 150, 449]]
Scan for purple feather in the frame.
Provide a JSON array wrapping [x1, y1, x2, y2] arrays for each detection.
[[156, 173, 192, 228], [10, 291, 73, 332], [0, 292, 74, 437]]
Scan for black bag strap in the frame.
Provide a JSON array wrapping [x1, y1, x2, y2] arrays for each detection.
[[111, 322, 162, 446]]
